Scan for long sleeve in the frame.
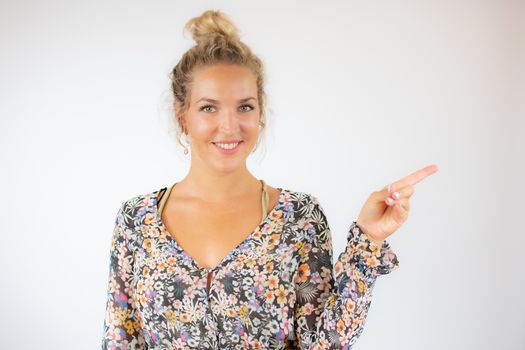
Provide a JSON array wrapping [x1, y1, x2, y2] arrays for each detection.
[[292, 195, 400, 349], [101, 201, 146, 350]]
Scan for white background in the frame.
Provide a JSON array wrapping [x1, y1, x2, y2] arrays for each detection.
[[1, 0, 524, 349]]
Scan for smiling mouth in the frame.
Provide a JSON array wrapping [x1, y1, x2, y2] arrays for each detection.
[[212, 141, 243, 152], [213, 141, 242, 147]]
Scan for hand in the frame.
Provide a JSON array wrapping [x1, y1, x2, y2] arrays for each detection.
[[356, 164, 439, 245]]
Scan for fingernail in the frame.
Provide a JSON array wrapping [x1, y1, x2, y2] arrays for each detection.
[[386, 197, 394, 205], [392, 191, 400, 199]]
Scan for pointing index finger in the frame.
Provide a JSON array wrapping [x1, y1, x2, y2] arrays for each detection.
[[393, 164, 439, 189]]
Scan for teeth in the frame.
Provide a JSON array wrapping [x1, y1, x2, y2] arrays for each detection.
[[215, 142, 239, 149]]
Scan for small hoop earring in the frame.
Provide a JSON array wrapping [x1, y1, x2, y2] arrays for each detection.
[[251, 121, 264, 153], [181, 133, 190, 155], [252, 134, 261, 153]]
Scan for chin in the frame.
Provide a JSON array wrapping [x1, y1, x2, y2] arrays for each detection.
[[212, 162, 245, 174], [211, 152, 249, 168]]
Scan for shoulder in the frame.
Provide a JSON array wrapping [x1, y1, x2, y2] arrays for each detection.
[[283, 188, 323, 210], [116, 186, 165, 225], [281, 188, 327, 224], [283, 188, 332, 250], [120, 188, 160, 210], [111, 186, 165, 250]]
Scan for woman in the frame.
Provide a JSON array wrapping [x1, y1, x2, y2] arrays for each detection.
[[101, 9, 438, 350]]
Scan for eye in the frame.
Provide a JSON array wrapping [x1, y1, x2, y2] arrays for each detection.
[[200, 104, 215, 113], [239, 104, 255, 112]]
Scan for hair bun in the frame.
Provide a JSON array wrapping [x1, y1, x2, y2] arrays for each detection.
[[184, 9, 241, 45]]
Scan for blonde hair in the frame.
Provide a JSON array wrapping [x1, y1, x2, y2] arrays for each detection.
[[170, 9, 268, 156]]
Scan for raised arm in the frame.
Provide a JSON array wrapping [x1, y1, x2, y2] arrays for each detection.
[[293, 195, 400, 349], [101, 201, 146, 349]]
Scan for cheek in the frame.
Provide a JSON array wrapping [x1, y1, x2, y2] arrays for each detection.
[[239, 119, 260, 135], [189, 119, 215, 140]]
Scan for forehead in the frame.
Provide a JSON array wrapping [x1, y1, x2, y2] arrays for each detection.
[[190, 64, 257, 102]]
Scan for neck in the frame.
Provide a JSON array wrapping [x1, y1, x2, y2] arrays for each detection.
[[176, 162, 261, 203]]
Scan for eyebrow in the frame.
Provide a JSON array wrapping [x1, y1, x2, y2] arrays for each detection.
[[195, 97, 257, 104]]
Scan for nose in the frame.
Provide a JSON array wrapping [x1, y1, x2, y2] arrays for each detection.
[[219, 108, 241, 133]]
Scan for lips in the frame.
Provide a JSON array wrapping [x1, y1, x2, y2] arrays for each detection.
[[212, 141, 243, 153], [212, 140, 243, 144]]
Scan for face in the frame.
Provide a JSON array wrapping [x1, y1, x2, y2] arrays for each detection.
[[181, 63, 261, 173]]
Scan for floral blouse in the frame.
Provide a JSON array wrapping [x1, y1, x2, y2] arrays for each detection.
[[101, 185, 400, 349]]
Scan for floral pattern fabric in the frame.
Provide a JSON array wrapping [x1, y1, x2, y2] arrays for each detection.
[[102, 187, 400, 349]]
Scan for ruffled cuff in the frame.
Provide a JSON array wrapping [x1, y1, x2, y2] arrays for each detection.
[[346, 221, 400, 277]]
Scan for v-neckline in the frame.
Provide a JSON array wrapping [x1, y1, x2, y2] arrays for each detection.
[[154, 183, 286, 273]]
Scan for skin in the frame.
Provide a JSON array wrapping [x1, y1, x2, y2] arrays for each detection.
[[174, 63, 267, 201], [165, 63, 282, 270]]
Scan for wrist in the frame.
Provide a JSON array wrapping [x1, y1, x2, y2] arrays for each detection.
[[355, 221, 384, 247]]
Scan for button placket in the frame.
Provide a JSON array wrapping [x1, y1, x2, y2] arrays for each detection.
[[205, 268, 213, 301], [200, 268, 214, 307]]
